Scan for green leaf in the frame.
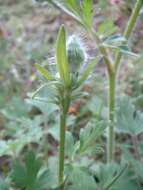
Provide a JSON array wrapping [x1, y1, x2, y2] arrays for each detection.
[[102, 43, 139, 58], [11, 152, 51, 190], [116, 96, 143, 135], [0, 180, 9, 190], [122, 147, 143, 182], [52, 0, 82, 23], [104, 34, 127, 45], [25, 152, 42, 184], [95, 163, 140, 190], [78, 119, 105, 156], [56, 25, 70, 86], [82, 0, 93, 28], [77, 57, 99, 87], [118, 45, 139, 57], [30, 83, 48, 99], [35, 63, 54, 81], [11, 161, 27, 188], [102, 34, 138, 57], [68, 166, 96, 190], [66, 0, 80, 16], [65, 131, 74, 158], [104, 164, 128, 190], [98, 19, 118, 37]]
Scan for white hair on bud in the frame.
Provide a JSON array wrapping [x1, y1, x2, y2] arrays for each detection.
[[67, 34, 88, 63]]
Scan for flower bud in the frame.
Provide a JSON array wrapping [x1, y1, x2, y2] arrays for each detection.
[[67, 35, 87, 73]]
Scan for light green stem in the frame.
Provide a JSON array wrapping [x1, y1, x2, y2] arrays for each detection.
[[89, 28, 113, 73], [107, 0, 143, 162], [59, 112, 66, 189], [107, 70, 116, 162], [59, 90, 70, 190], [115, 0, 143, 72]]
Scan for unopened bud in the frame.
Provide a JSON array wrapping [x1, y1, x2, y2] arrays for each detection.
[[67, 35, 87, 73]]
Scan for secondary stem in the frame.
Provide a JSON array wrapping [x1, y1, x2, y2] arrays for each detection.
[[107, 70, 116, 162], [115, 0, 143, 72], [107, 0, 142, 162]]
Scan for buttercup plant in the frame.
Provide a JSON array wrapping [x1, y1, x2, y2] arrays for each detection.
[[34, 25, 99, 189], [1, 1, 143, 190], [47, 0, 143, 162]]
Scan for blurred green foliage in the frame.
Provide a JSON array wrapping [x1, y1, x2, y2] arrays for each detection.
[[0, 0, 143, 189]]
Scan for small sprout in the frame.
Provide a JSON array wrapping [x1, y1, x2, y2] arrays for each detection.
[[67, 35, 87, 74]]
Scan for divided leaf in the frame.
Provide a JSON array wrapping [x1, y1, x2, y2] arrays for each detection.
[[11, 152, 51, 190], [116, 96, 143, 135], [78, 120, 105, 156], [48, 0, 94, 28], [95, 163, 139, 190], [67, 166, 96, 190], [102, 34, 139, 58]]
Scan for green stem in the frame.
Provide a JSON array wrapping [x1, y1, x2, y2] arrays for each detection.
[[107, 70, 116, 162], [115, 0, 143, 72], [59, 112, 66, 189], [88, 29, 113, 73], [107, 0, 142, 162], [59, 90, 71, 190]]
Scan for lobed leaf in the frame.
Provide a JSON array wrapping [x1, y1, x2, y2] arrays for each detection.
[[11, 152, 51, 190], [116, 96, 143, 135], [67, 166, 96, 190], [78, 120, 105, 156]]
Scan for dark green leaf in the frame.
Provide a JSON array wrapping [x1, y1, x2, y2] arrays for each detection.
[[11, 152, 51, 190]]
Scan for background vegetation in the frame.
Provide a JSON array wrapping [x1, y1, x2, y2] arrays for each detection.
[[0, 0, 143, 189]]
